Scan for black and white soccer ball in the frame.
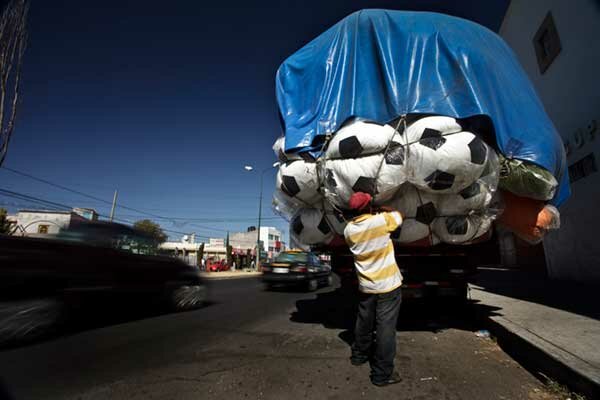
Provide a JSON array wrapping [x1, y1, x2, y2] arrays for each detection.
[[406, 130, 490, 194], [432, 215, 492, 244], [290, 208, 335, 246], [276, 160, 322, 206], [322, 152, 408, 208], [402, 115, 491, 194], [436, 181, 493, 216], [325, 120, 398, 159], [272, 136, 310, 163], [386, 184, 439, 244], [435, 148, 500, 215], [404, 115, 463, 144]]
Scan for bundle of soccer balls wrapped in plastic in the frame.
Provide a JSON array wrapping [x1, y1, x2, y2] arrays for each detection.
[[272, 115, 560, 248]]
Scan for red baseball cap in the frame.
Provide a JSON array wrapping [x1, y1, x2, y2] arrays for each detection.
[[349, 192, 372, 210]]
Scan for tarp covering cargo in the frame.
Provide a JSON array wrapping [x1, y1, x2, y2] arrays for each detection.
[[276, 9, 570, 206]]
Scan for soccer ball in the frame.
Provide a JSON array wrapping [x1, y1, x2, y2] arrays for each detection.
[[385, 185, 439, 243], [276, 160, 322, 206], [325, 120, 398, 159], [404, 115, 463, 144], [401, 115, 490, 194], [322, 154, 405, 208], [406, 130, 490, 194], [436, 181, 494, 216], [435, 149, 500, 215], [432, 215, 492, 244], [290, 208, 335, 246], [272, 136, 306, 163]]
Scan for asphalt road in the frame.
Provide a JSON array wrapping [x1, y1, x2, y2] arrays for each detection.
[[0, 277, 561, 400]]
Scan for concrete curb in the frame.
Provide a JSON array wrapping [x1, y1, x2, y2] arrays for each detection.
[[199, 272, 262, 281], [471, 296, 599, 399]]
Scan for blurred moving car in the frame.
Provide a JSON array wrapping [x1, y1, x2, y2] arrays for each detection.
[[0, 232, 207, 347], [262, 250, 332, 291], [207, 258, 229, 272]]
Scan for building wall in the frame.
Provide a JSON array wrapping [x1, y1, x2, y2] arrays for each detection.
[[230, 231, 258, 250], [203, 245, 227, 260], [15, 211, 73, 236], [259, 226, 282, 255], [500, 0, 600, 281]]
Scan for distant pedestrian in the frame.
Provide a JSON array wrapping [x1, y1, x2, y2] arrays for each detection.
[[232, 261, 236, 271], [343, 192, 404, 387], [251, 259, 256, 270], [201, 257, 206, 271]]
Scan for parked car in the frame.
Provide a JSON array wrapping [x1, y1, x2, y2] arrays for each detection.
[[262, 250, 332, 291], [207, 259, 229, 272]]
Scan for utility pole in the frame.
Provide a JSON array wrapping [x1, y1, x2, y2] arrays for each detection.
[[256, 173, 264, 271], [244, 162, 280, 271], [109, 190, 118, 222]]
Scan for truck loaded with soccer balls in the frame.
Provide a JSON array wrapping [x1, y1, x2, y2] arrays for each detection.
[[271, 10, 569, 299]]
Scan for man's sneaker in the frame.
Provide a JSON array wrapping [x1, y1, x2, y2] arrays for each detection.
[[372, 372, 402, 387], [350, 356, 368, 366]]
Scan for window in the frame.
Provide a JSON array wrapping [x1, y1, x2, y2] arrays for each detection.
[[37, 225, 49, 234], [533, 12, 561, 74], [310, 254, 320, 266], [275, 252, 308, 263], [569, 153, 597, 183], [268, 234, 274, 240]]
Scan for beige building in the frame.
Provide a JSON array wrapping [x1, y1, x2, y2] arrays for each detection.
[[11, 208, 98, 237], [159, 234, 204, 266]]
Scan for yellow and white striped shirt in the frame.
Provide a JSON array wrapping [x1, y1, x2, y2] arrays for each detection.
[[344, 211, 403, 294]]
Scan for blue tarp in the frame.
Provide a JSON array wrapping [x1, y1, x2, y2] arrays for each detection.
[[276, 9, 570, 206]]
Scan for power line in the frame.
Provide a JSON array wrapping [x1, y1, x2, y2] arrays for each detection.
[[0, 166, 275, 230], [0, 188, 73, 211], [0, 188, 214, 239]]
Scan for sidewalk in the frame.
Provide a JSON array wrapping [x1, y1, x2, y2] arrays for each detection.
[[469, 268, 600, 399], [199, 270, 262, 280]]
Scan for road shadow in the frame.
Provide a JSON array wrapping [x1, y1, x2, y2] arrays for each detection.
[[472, 268, 600, 321], [0, 295, 216, 351], [290, 286, 502, 347]]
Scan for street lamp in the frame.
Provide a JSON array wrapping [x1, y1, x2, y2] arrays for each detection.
[[245, 161, 280, 270]]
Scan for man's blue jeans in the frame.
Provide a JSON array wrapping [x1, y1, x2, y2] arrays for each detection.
[[351, 286, 402, 383]]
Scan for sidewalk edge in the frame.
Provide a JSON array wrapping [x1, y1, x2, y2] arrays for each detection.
[[199, 273, 262, 281], [472, 302, 600, 399]]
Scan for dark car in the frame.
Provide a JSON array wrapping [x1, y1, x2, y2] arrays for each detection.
[[262, 250, 332, 291], [0, 234, 207, 346]]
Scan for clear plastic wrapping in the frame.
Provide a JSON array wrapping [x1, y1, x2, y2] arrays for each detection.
[[271, 115, 557, 248]]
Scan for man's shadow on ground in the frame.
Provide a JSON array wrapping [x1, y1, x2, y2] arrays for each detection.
[[290, 286, 500, 347]]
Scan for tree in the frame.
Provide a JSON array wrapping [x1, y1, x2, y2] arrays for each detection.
[[0, 0, 28, 167], [0, 207, 14, 234], [133, 219, 167, 244]]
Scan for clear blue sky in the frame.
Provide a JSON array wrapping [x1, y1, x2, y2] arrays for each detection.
[[0, 0, 509, 242]]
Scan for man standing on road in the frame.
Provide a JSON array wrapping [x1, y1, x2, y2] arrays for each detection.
[[343, 192, 404, 387]]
